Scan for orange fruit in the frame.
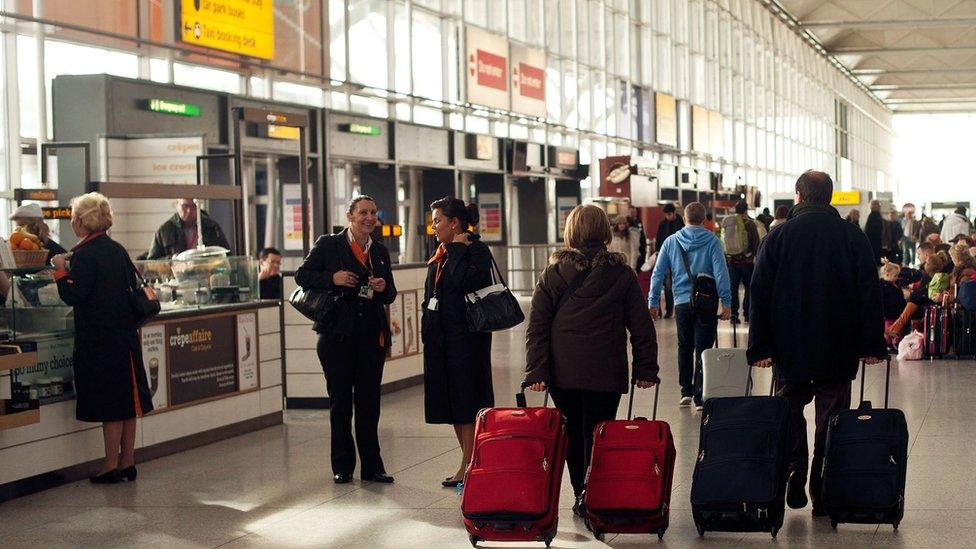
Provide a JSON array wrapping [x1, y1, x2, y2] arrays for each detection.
[[19, 239, 39, 251], [9, 232, 24, 246]]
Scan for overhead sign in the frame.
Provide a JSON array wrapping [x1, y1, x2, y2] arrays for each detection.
[[178, 0, 274, 60], [339, 123, 381, 136], [14, 189, 57, 201], [655, 93, 678, 148], [41, 207, 72, 220], [146, 98, 201, 117], [831, 191, 861, 206], [267, 124, 300, 140], [466, 26, 509, 111], [510, 43, 546, 117]]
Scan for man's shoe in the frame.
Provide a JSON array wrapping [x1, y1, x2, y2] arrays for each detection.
[[333, 473, 353, 484], [695, 405, 704, 412], [362, 472, 395, 483], [664, 312, 673, 319], [786, 470, 809, 509], [572, 495, 586, 518], [679, 396, 693, 407]]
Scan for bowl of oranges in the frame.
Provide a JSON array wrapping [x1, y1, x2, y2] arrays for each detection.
[[8, 228, 49, 267]]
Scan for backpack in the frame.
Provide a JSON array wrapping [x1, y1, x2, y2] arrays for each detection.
[[959, 280, 976, 311], [721, 215, 748, 256], [677, 244, 719, 318], [754, 219, 768, 240], [928, 273, 949, 300]]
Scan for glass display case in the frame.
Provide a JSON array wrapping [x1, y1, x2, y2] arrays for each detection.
[[135, 255, 260, 312]]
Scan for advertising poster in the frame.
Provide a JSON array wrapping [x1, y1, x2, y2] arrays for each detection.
[[236, 313, 258, 391], [510, 43, 547, 117], [282, 184, 313, 251], [692, 105, 709, 154], [557, 196, 579, 235], [14, 337, 75, 405], [388, 294, 405, 359], [141, 324, 168, 410], [655, 92, 678, 148], [466, 26, 510, 111], [403, 291, 419, 356], [478, 193, 503, 242], [167, 315, 237, 406]]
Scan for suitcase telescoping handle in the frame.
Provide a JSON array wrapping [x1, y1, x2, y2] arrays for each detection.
[[858, 355, 893, 409], [713, 316, 738, 349], [746, 364, 777, 396], [626, 379, 661, 421], [516, 381, 550, 408]]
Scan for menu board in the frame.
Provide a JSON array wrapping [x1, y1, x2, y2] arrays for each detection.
[[167, 315, 237, 406]]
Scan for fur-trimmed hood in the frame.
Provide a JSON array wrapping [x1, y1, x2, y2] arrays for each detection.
[[549, 247, 627, 271]]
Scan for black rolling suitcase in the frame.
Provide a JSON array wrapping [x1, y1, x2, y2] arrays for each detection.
[[952, 307, 976, 358], [822, 358, 908, 530], [690, 374, 790, 539]]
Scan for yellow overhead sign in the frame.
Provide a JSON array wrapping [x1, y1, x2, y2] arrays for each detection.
[[179, 0, 274, 60], [831, 191, 861, 205]]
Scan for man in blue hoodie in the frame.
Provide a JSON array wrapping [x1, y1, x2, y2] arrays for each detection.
[[649, 202, 732, 409]]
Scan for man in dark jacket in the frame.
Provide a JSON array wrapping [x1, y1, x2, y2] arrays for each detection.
[[864, 200, 885, 265], [655, 203, 684, 317], [748, 170, 887, 518], [147, 199, 232, 259]]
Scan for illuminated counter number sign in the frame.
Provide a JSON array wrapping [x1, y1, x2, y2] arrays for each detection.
[[147, 99, 202, 117], [339, 123, 382, 136]]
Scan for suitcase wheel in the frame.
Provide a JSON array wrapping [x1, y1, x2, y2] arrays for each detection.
[[468, 534, 479, 547], [771, 527, 779, 539], [893, 521, 899, 531], [544, 533, 555, 547], [657, 528, 665, 540], [697, 524, 706, 537], [592, 530, 604, 541], [831, 520, 838, 530]]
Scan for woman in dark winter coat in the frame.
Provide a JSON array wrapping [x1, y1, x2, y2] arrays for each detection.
[[52, 192, 153, 484], [422, 197, 495, 488], [524, 204, 659, 514], [864, 200, 885, 265], [295, 196, 397, 485]]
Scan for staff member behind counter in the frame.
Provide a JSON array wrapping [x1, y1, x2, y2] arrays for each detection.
[[0, 203, 69, 305], [147, 198, 231, 259], [258, 247, 283, 299]]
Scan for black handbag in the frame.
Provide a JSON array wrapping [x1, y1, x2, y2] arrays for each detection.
[[464, 251, 525, 332], [288, 286, 341, 323], [128, 268, 161, 327]]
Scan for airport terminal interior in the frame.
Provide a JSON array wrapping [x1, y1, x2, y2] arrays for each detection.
[[1, 0, 976, 547]]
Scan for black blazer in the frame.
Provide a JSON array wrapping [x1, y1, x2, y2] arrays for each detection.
[[295, 229, 397, 344]]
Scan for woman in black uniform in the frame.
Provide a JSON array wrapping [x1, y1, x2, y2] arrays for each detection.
[[52, 192, 153, 484], [295, 196, 397, 484], [422, 197, 495, 487]]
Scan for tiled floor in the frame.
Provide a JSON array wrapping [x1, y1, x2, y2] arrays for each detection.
[[0, 311, 972, 548]]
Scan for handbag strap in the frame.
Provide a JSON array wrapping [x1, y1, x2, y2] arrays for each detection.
[[677, 243, 695, 282], [486, 248, 506, 286]]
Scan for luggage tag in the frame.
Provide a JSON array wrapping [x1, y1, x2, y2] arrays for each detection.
[[358, 285, 375, 300], [427, 297, 439, 311]]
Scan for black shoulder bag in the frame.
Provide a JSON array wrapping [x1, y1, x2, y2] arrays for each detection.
[[126, 259, 161, 327], [677, 244, 719, 318], [289, 235, 343, 323], [464, 249, 525, 332]]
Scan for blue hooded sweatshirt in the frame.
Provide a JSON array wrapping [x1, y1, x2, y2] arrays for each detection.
[[648, 225, 732, 309]]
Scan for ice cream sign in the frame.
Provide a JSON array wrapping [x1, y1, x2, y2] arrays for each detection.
[[510, 43, 547, 118]]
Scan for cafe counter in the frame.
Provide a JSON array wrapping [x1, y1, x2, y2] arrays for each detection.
[[0, 259, 284, 500]]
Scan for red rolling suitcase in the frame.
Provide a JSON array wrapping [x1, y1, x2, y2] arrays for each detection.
[[461, 384, 567, 548], [924, 303, 951, 358], [583, 383, 676, 540]]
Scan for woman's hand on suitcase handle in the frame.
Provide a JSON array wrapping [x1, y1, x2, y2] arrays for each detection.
[[527, 382, 546, 392], [635, 379, 656, 389], [719, 306, 732, 321], [753, 357, 774, 368], [862, 356, 882, 365]]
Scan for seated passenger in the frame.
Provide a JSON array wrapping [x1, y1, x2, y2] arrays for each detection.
[[879, 261, 907, 349]]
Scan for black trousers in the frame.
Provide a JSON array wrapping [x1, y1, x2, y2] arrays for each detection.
[[663, 271, 675, 315], [728, 261, 754, 320], [549, 387, 621, 498], [317, 331, 387, 476], [776, 379, 851, 506], [675, 304, 717, 404]]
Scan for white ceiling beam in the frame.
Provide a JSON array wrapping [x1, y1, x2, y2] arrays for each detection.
[[802, 18, 976, 30], [853, 67, 976, 75], [831, 45, 976, 55], [871, 83, 976, 91]]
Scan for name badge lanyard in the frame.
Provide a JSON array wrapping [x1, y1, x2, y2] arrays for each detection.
[[350, 240, 375, 297]]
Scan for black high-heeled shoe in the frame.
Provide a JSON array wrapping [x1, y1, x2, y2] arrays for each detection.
[[120, 466, 137, 482], [89, 469, 122, 484], [441, 476, 462, 488]]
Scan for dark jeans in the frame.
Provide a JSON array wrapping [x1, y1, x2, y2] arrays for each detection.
[[901, 237, 916, 267], [728, 261, 754, 321], [776, 379, 852, 506], [317, 331, 387, 476], [675, 303, 718, 404], [549, 387, 621, 498]]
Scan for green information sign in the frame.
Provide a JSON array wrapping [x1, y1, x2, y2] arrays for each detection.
[[147, 98, 202, 117], [339, 123, 381, 136]]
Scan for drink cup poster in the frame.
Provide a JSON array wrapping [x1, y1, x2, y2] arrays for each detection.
[[141, 324, 168, 410], [237, 313, 258, 391]]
